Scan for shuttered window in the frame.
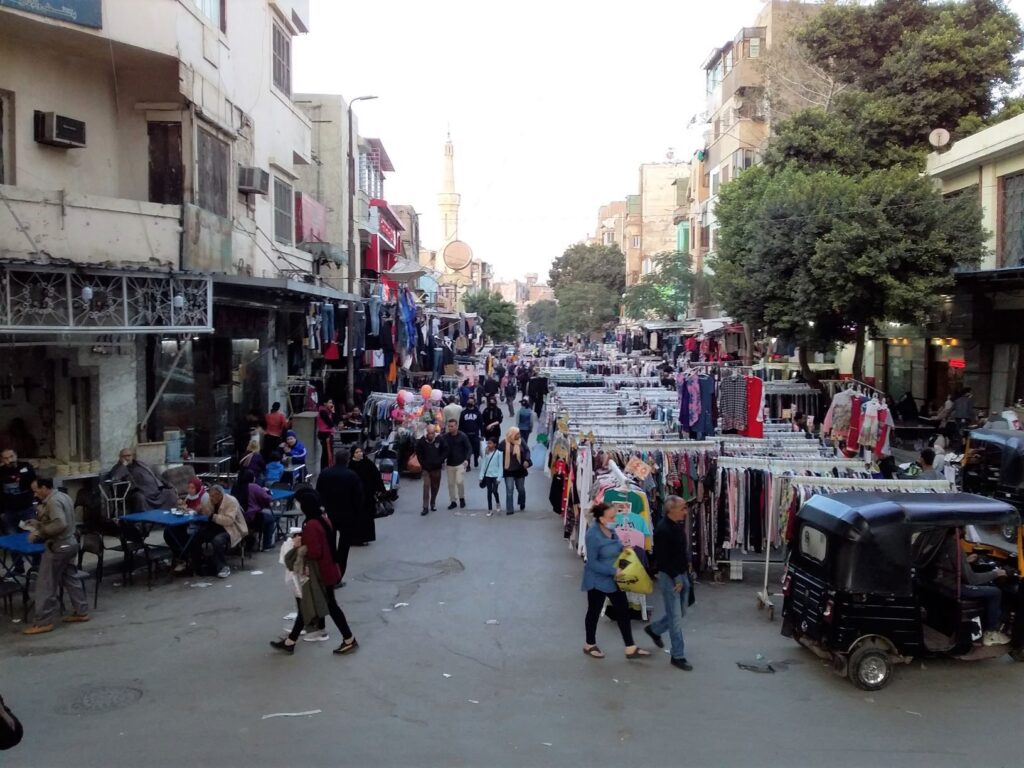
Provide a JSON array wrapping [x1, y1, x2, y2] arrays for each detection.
[[274, 177, 293, 245], [197, 128, 229, 218], [272, 23, 291, 96]]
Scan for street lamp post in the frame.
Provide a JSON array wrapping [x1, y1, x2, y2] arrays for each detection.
[[347, 95, 377, 407]]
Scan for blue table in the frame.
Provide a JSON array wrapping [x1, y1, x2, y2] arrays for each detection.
[[269, 490, 298, 538], [0, 533, 44, 621], [122, 511, 208, 527]]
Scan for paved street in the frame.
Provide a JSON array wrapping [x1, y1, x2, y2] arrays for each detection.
[[2, 428, 1023, 768]]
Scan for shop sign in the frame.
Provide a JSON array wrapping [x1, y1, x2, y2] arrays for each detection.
[[0, 0, 102, 28], [377, 217, 397, 249]]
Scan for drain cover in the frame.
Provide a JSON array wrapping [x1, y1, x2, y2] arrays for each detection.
[[60, 686, 143, 714]]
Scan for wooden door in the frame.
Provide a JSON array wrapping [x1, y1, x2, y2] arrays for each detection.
[[148, 122, 183, 205]]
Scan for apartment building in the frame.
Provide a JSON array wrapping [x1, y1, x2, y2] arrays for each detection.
[[591, 201, 627, 250], [0, 0, 341, 464], [639, 162, 690, 278]]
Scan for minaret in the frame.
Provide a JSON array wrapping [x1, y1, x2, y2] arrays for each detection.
[[438, 132, 461, 261]]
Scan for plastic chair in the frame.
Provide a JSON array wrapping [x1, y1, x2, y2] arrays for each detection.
[[76, 530, 104, 609]]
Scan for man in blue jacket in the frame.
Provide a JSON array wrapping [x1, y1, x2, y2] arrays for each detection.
[[645, 496, 694, 671]]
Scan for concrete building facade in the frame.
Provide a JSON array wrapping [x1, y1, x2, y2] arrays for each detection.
[[639, 162, 690, 277], [0, 0, 368, 467]]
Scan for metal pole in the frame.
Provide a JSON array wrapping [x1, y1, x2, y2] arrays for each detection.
[[347, 102, 356, 409]]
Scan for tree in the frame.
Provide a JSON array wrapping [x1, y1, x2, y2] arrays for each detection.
[[548, 243, 626, 297], [555, 283, 619, 336], [714, 165, 985, 381], [622, 250, 694, 321], [526, 299, 559, 337], [463, 291, 518, 342], [796, 0, 1023, 156]]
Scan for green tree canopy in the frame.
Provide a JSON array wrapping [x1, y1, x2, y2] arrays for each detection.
[[548, 243, 626, 297], [463, 290, 518, 342], [795, 0, 1023, 158], [713, 165, 985, 380], [526, 299, 559, 337], [555, 283, 619, 336], [622, 250, 694, 321]]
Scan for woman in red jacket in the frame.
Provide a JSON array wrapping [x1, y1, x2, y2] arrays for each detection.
[[270, 490, 358, 656]]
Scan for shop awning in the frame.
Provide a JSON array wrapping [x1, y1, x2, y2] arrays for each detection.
[[640, 319, 702, 335], [212, 273, 360, 303], [699, 316, 734, 335], [383, 257, 426, 283], [0, 261, 212, 335]]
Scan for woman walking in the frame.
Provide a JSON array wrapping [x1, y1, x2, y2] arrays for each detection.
[[581, 502, 651, 660], [499, 427, 530, 515], [270, 491, 358, 656], [479, 437, 504, 516], [349, 446, 384, 545]]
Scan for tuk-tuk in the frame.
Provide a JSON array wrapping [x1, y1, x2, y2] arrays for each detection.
[[963, 428, 1024, 540], [781, 492, 1023, 690]]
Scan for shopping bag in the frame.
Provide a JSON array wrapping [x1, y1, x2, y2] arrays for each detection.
[[530, 444, 548, 467], [614, 548, 653, 594]]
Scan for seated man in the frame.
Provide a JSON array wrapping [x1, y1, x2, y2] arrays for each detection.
[[916, 448, 943, 480], [110, 449, 178, 513], [197, 485, 248, 579], [935, 528, 1009, 646]]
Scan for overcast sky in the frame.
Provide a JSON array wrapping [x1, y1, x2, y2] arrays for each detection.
[[294, 0, 1024, 284]]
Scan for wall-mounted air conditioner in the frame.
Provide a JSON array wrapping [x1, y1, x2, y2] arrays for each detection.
[[33, 111, 86, 148], [238, 166, 270, 195]]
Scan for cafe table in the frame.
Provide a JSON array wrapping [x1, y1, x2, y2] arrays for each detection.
[[0, 532, 45, 621]]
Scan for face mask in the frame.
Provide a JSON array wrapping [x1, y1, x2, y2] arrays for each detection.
[[603, 519, 616, 530]]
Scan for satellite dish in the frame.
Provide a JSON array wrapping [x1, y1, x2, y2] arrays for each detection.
[[442, 240, 473, 271], [929, 128, 951, 149]]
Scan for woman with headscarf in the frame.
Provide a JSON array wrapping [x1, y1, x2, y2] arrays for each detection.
[[499, 427, 531, 515], [270, 490, 358, 656], [348, 446, 384, 545], [231, 469, 275, 552]]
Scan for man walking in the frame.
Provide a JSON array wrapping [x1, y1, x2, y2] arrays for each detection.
[[23, 478, 89, 635], [459, 397, 483, 468], [644, 495, 694, 671], [441, 419, 472, 510], [315, 448, 364, 578], [415, 425, 446, 516]]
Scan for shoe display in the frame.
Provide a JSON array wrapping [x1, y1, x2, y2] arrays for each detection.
[[670, 658, 693, 671]]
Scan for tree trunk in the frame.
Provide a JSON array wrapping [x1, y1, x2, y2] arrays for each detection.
[[851, 324, 866, 383], [742, 323, 754, 366], [798, 345, 818, 384]]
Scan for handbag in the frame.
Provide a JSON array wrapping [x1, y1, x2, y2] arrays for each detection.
[[478, 451, 497, 488], [374, 496, 395, 519]]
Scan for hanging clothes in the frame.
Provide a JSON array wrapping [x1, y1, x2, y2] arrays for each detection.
[[719, 375, 748, 432]]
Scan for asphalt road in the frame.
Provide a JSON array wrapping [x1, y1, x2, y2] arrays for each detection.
[[2, 415, 1023, 768]]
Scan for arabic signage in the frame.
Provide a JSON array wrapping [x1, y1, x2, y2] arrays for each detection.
[[0, 0, 102, 28]]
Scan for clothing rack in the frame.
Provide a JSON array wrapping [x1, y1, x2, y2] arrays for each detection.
[[717, 456, 868, 471]]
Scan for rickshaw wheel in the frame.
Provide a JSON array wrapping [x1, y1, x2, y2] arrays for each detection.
[[848, 644, 894, 691]]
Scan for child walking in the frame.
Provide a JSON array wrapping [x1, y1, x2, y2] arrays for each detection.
[[480, 438, 503, 516]]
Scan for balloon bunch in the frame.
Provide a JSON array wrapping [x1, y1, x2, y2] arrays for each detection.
[[391, 387, 445, 428]]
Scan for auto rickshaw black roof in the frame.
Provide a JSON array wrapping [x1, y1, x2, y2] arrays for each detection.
[[799, 492, 1019, 541], [968, 427, 1024, 451]]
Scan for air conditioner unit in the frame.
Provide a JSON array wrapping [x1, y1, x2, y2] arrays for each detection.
[[237, 166, 270, 195], [33, 111, 86, 148]]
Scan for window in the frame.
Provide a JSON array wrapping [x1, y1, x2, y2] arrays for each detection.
[[1000, 173, 1024, 267], [713, 118, 721, 139], [710, 170, 720, 196], [721, 164, 731, 185], [631, 235, 641, 249], [734, 148, 755, 174], [799, 525, 827, 562], [603, 231, 614, 246], [273, 177, 294, 245], [724, 49, 733, 75], [194, 0, 225, 31], [272, 22, 291, 96], [749, 37, 761, 58], [197, 128, 229, 218]]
